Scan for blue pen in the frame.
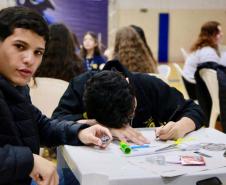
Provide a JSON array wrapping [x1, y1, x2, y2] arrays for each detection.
[[130, 144, 150, 149]]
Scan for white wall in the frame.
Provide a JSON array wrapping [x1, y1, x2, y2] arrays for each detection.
[[118, 0, 226, 10], [0, 0, 15, 9], [109, 0, 226, 62]]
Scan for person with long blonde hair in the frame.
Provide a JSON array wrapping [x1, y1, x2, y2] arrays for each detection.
[[113, 26, 158, 73], [130, 25, 157, 66]]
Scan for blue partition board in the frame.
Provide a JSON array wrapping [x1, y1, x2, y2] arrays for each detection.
[[16, 0, 108, 47], [158, 13, 169, 63]]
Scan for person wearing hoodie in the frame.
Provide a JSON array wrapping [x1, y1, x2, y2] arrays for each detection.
[[53, 60, 205, 144]]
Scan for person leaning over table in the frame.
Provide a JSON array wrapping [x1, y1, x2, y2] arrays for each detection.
[[0, 6, 112, 185], [52, 60, 205, 144]]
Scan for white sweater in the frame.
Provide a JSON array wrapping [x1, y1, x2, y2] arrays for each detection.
[[219, 51, 226, 66], [182, 46, 220, 83]]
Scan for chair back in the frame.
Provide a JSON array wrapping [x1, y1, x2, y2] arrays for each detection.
[[172, 63, 189, 99], [157, 64, 171, 80], [199, 69, 220, 128], [180, 48, 189, 60], [29, 77, 69, 117]]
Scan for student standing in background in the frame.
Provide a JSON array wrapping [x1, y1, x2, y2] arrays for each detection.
[[80, 31, 106, 71]]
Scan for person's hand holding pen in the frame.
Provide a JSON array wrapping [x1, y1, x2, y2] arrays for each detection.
[[155, 117, 196, 140]]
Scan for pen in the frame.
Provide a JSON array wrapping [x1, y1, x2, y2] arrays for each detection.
[[156, 105, 180, 139], [130, 144, 150, 149], [164, 105, 180, 126], [194, 151, 212, 158]]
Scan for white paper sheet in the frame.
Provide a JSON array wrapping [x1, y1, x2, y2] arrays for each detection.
[[117, 128, 226, 177]]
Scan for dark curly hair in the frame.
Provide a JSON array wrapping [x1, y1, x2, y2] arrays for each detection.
[[0, 6, 49, 42], [83, 70, 135, 128]]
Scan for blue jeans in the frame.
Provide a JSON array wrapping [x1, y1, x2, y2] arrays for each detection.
[[62, 168, 80, 185]]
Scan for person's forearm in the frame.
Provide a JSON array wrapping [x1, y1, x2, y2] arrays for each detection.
[[176, 117, 196, 136], [77, 119, 97, 125]]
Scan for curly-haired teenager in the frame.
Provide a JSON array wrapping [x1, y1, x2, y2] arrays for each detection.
[[182, 21, 223, 99], [0, 6, 111, 185], [53, 60, 205, 144], [113, 26, 158, 73]]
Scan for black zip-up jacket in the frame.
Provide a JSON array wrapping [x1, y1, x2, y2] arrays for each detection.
[[0, 76, 88, 185], [53, 61, 205, 130]]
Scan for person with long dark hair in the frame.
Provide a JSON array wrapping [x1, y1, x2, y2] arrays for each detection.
[[35, 23, 84, 81], [80, 31, 106, 71]]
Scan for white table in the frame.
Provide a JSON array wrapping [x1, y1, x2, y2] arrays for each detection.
[[57, 128, 226, 185]]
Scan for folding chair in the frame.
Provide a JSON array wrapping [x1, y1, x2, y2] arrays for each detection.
[[172, 63, 189, 99], [29, 77, 69, 117], [199, 69, 219, 128]]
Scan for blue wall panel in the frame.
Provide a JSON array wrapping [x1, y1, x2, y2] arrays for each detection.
[[16, 0, 108, 47], [158, 13, 169, 63]]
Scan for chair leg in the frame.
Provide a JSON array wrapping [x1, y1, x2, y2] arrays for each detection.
[[209, 108, 219, 128]]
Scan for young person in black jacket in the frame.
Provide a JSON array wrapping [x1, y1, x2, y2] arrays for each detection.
[[0, 6, 112, 185], [53, 60, 205, 144]]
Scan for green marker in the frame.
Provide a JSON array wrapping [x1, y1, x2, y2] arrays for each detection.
[[120, 141, 131, 154]]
